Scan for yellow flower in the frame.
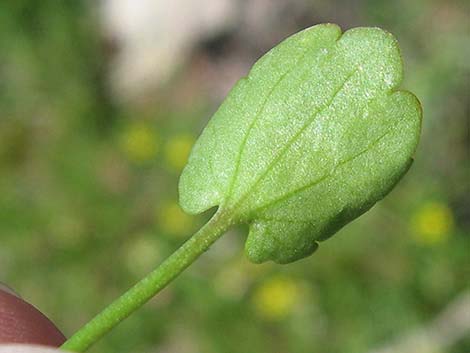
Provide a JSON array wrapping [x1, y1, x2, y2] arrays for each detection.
[[157, 201, 195, 237], [252, 276, 301, 321], [120, 123, 159, 163], [411, 201, 454, 245], [164, 134, 194, 171]]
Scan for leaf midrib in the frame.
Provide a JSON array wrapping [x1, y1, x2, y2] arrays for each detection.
[[227, 68, 359, 216], [224, 41, 335, 205]]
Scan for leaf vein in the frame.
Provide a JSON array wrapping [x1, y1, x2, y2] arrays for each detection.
[[225, 48, 319, 203], [233, 69, 358, 211], [250, 130, 391, 216]]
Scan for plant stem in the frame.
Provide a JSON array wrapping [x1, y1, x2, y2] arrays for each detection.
[[61, 209, 233, 352]]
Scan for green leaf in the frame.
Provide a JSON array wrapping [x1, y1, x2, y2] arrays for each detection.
[[179, 24, 422, 264]]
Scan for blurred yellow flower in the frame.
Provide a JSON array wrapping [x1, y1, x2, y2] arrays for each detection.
[[157, 201, 195, 237], [164, 134, 194, 171], [252, 276, 300, 321], [411, 201, 454, 245], [120, 123, 159, 163]]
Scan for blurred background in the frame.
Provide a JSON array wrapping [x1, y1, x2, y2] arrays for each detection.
[[0, 1, 469, 352]]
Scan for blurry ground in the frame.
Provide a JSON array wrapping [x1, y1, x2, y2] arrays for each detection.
[[0, 1, 469, 353]]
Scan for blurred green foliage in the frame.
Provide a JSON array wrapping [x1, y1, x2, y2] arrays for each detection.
[[0, 1, 469, 353]]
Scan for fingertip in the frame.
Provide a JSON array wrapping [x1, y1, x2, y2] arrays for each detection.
[[0, 283, 21, 299], [0, 288, 66, 347]]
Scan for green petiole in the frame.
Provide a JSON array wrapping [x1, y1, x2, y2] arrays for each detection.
[[61, 209, 233, 352]]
